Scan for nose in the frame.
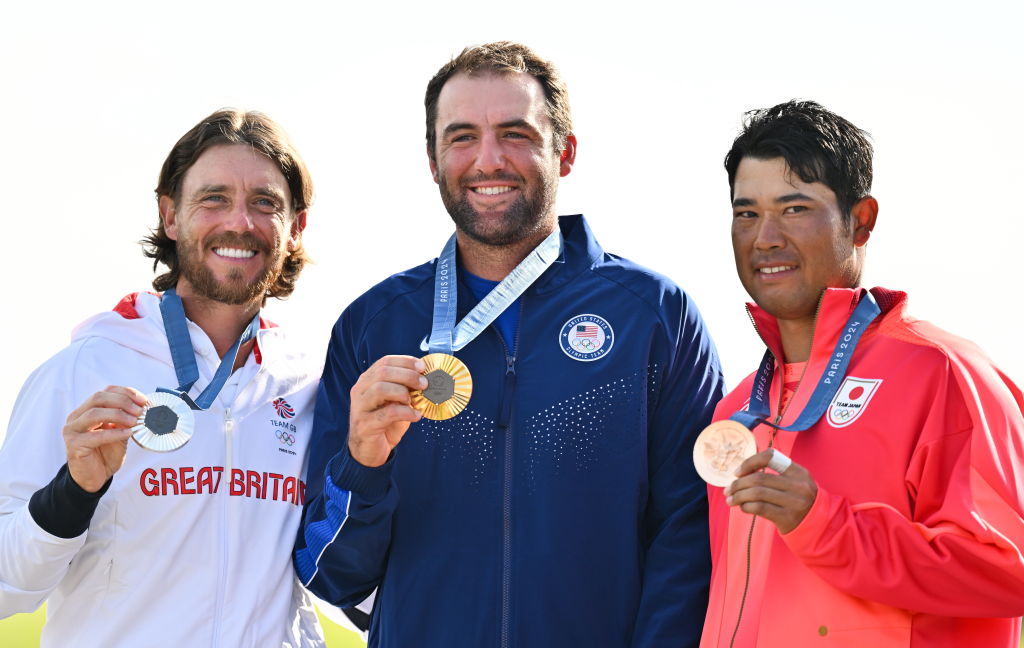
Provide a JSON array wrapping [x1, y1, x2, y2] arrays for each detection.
[[223, 199, 256, 232], [474, 132, 505, 175], [753, 214, 786, 251]]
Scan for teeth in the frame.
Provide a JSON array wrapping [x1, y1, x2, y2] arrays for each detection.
[[214, 247, 256, 259], [473, 186, 513, 195], [760, 266, 795, 274]]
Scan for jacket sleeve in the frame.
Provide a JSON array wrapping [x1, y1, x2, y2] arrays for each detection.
[[293, 309, 399, 607], [631, 290, 727, 647], [781, 352, 1024, 617], [0, 345, 108, 616]]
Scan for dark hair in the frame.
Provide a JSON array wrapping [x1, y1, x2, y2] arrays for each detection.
[[424, 41, 572, 158], [724, 100, 873, 219], [143, 109, 313, 299]]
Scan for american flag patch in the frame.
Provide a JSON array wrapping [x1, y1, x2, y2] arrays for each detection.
[[575, 325, 599, 337]]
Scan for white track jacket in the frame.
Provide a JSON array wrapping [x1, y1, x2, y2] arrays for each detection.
[[0, 292, 323, 647]]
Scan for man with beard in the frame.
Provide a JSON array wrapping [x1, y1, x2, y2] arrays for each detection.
[[295, 42, 725, 647], [0, 109, 325, 646]]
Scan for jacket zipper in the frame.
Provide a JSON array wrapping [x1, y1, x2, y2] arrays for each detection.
[[211, 407, 234, 646], [730, 296, 826, 647], [498, 301, 523, 648]]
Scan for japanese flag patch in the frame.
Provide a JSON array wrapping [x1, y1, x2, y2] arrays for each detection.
[[827, 377, 882, 428]]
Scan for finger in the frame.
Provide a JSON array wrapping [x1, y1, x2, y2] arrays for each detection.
[[66, 390, 146, 423], [733, 449, 775, 479], [66, 426, 136, 452], [65, 406, 141, 434], [353, 381, 423, 412], [371, 403, 423, 426], [369, 355, 427, 374], [365, 364, 430, 392]]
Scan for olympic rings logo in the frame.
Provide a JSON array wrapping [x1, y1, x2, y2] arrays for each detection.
[[277, 430, 296, 445], [571, 338, 598, 351]]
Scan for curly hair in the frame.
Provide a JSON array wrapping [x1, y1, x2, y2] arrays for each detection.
[[143, 109, 313, 300]]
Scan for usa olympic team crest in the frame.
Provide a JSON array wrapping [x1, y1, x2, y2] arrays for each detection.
[[559, 314, 614, 362]]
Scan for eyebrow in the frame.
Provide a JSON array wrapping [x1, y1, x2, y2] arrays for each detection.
[[731, 192, 815, 208], [441, 119, 542, 138], [193, 184, 286, 202]]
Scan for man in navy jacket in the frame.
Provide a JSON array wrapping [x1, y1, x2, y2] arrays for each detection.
[[295, 41, 725, 647]]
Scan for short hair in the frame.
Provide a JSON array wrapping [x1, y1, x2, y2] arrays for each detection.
[[143, 109, 313, 300], [724, 100, 873, 219], [424, 41, 572, 158]]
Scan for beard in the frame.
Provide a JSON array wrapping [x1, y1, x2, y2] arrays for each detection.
[[439, 170, 557, 247], [175, 231, 282, 306]]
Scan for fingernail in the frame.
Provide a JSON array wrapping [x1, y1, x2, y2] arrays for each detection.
[[419, 377, 428, 389], [725, 496, 734, 506], [415, 360, 426, 372]]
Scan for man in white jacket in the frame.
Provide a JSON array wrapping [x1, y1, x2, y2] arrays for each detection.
[[0, 109, 325, 646]]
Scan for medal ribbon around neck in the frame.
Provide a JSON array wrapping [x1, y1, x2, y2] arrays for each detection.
[[693, 291, 881, 486], [411, 228, 562, 420], [131, 287, 261, 452]]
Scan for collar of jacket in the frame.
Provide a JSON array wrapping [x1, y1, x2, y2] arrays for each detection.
[[744, 286, 908, 426]]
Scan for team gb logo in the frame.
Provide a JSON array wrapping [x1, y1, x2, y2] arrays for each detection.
[[273, 398, 295, 419], [827, 377, 882, 428]]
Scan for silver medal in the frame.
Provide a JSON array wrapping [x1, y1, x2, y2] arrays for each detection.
[[132, 391, 195, 452]]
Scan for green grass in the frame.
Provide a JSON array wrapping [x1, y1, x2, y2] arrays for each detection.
[[0, 605, 366, 647]]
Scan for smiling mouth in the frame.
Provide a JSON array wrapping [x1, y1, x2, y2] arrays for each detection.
[[470, 186, 515, 196], [758, 265, 797, 274], [213, 247, 257, 259]]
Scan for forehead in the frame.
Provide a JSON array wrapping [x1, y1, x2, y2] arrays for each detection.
[[181, 143, 290, 195], [435, 71, 551, 131], [732, 156, 837, 206]]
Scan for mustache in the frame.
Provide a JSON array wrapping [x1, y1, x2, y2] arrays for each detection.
[[203, 232, 270, 254], [458, 172, 524, 187]]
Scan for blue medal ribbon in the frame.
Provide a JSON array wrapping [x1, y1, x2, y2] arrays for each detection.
[[157, 288, 261, 410], [425, 228, 562, 354], [730, 291, 881, 432]]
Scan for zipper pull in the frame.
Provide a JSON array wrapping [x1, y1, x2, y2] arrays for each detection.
[[506, 356, 516, 375], [224, 408, 234, 433]]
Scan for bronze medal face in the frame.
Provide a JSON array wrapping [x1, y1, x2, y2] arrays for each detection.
[[131, 391, 195, 452], [410, 353, 472, 420], [693, 419, 757, 487]]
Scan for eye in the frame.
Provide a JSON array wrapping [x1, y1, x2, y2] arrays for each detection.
[[201, 194, 226, 204], [733, 210, 758, 219], [783, 205, 808, 214], [451, 133, 475, 143], [503, 131, 528, 139], [253, 197, 282, 212]]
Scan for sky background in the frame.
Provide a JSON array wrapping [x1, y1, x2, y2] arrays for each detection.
[[1, 0, 1021, 445]]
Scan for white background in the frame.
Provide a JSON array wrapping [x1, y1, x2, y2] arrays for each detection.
[[1, 0, 1021, 444]]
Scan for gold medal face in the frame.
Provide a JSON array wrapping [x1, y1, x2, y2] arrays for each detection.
[[410, 353, 472, 421], [693, 419, 757, 487]]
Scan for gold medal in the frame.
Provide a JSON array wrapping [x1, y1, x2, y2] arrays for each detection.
[[410, 353, 472, 420], [693, 419, 757, 487]]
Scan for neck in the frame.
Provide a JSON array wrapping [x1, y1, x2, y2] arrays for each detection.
[[777, 318, 815, 364], [173, 282, 259, 370], [457, 223, 556, 281]]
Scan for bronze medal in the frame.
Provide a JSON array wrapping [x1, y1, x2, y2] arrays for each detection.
[[410, 353, 472, 421], [693, 419, 757, 487]]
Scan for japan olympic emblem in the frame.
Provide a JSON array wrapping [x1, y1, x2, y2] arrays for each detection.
[[559, 314, 614, 362]]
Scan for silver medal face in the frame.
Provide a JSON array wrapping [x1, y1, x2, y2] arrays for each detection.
[[132, 391, 195, 452]]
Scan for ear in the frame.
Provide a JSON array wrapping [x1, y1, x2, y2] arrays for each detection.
[[158, 195, 179, 240], [558, 134, 577, 178], [287, 210, 307, 252], [850, 196, 878, 247], [427, 143, 439, 184]]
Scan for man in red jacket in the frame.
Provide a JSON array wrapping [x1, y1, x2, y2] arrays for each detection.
[[700, 100, 1024, 647]]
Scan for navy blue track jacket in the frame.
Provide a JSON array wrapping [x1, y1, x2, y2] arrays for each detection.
[[295, 215, 726, 647]]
